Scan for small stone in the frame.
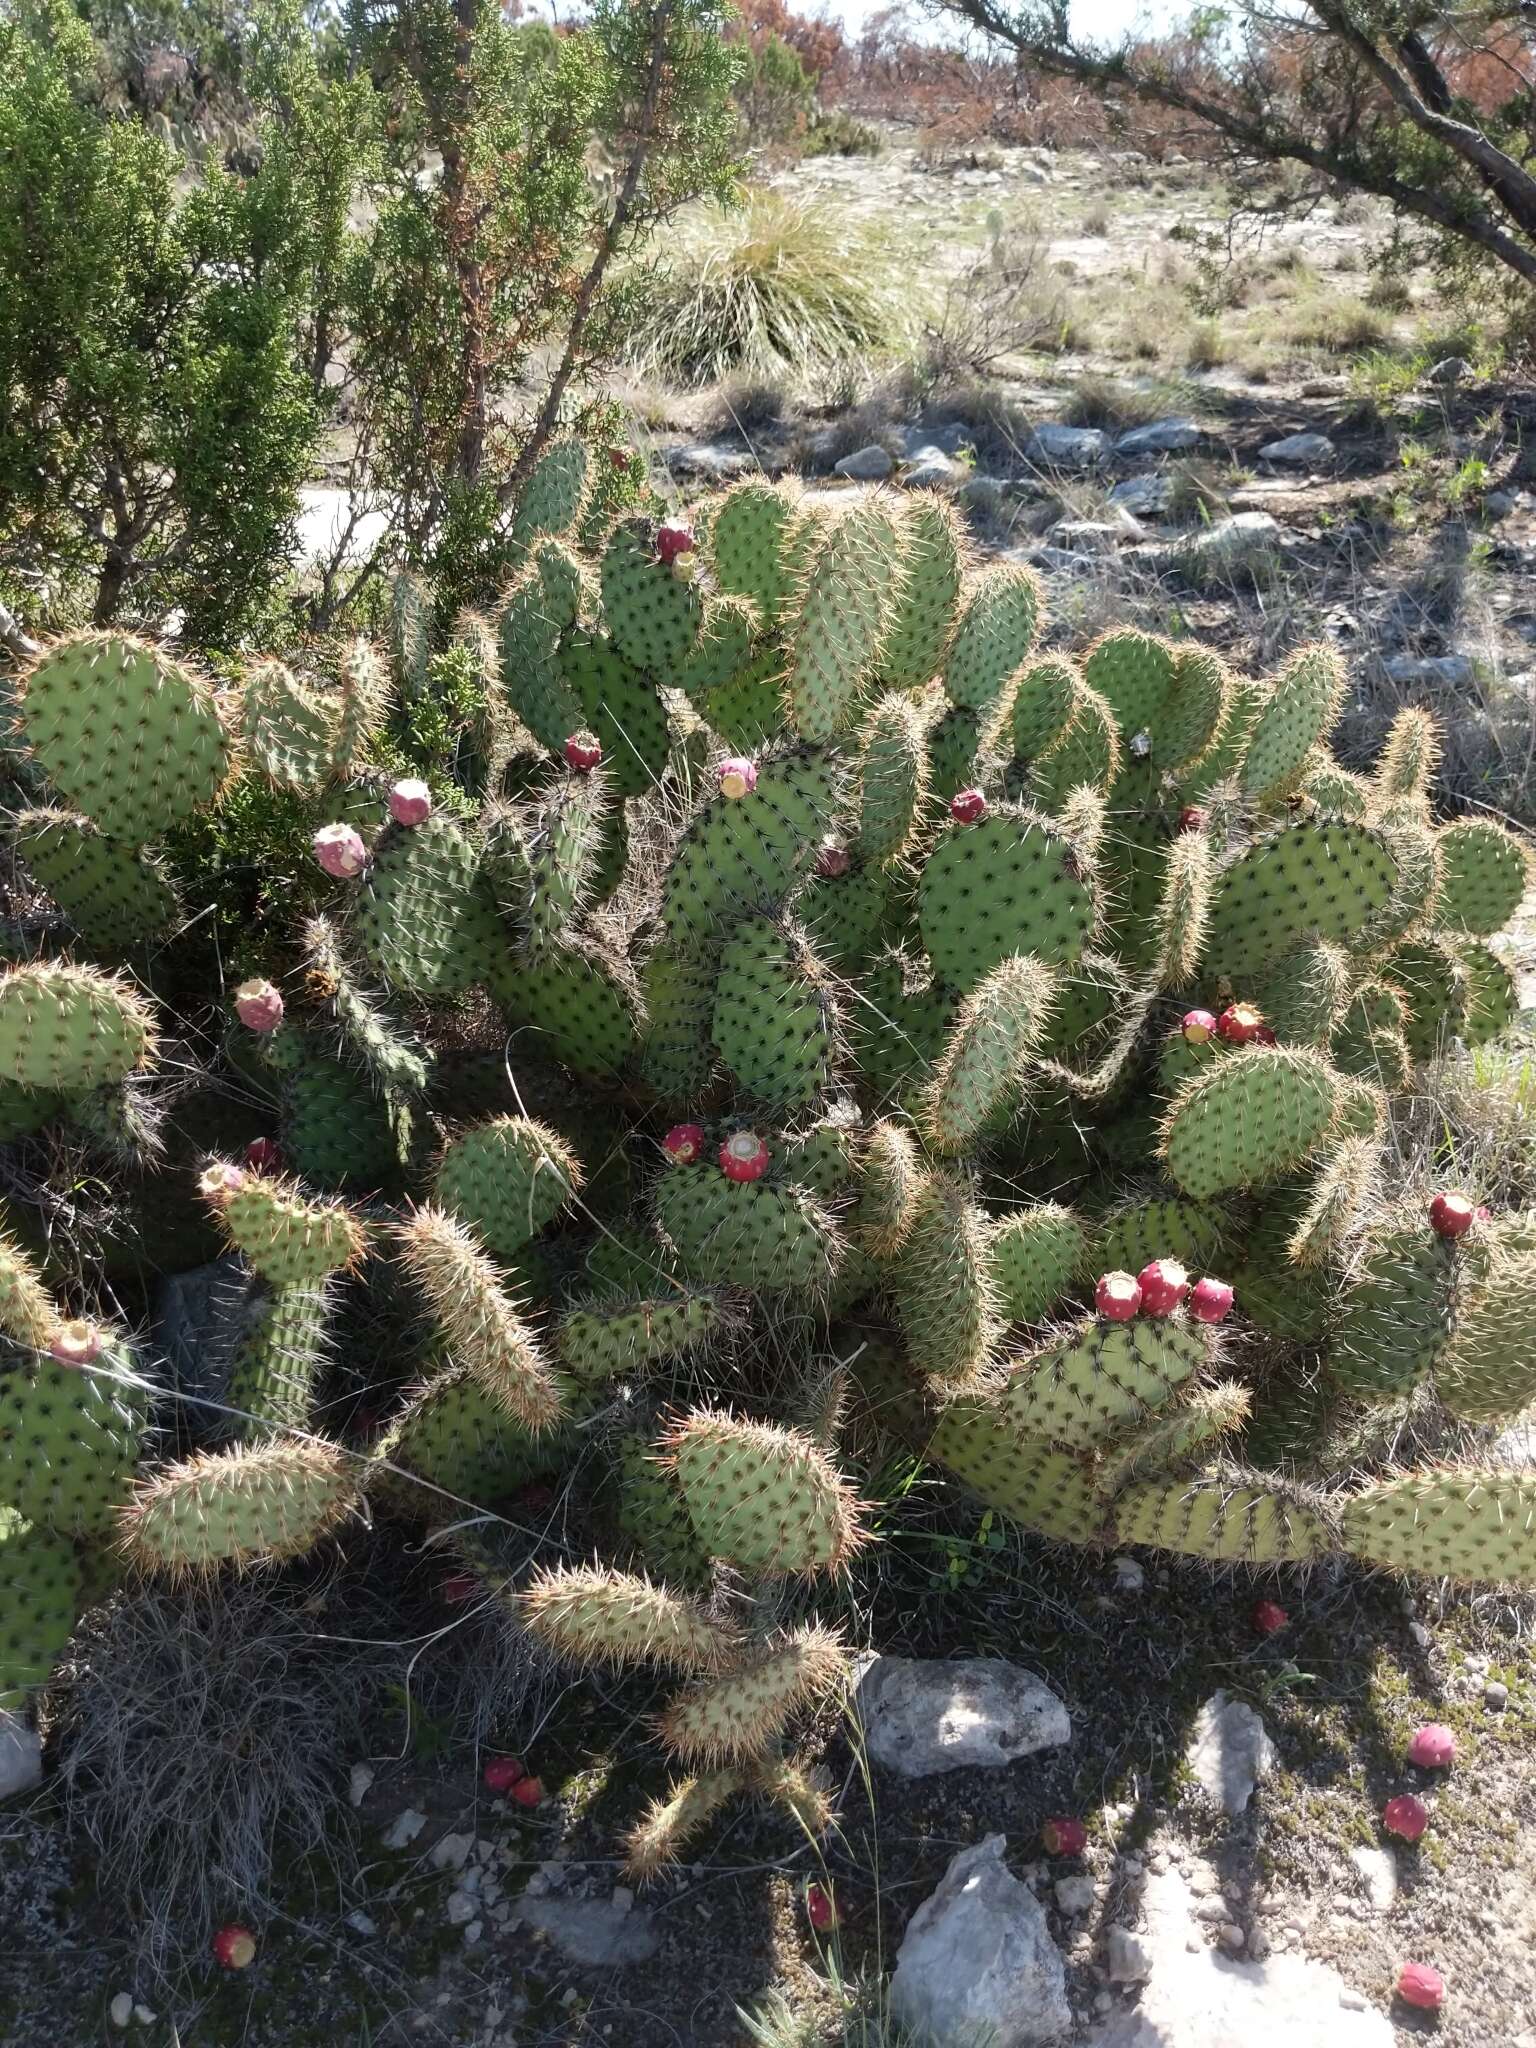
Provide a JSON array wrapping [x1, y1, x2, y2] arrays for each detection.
[[463, 1920, 483, 1946], [431, 1831, 475, 1873], [1382, 653, 1474, 687], [132, 2006, 156, 2027], [445, 1890, 478, 1926], [1056, 1876, 1097, 1916], [1408, 1621, 1433, 1648], [1196, 1899, 1230, 1924], [1110, 1556, 1145, 1593], [1484, 490, 1518, 519], [0, 1708, 43, 1801], [381, 1807, 427, 1850], [854, 1655, 1070, 1777], [1094, 1991, 1113, 2014], [1350, 1846, 1397, 1913], [1051, 520, 1123, 553], [349, 1762, 375, 1808], [1115, 417, 1200, 455], [512, 1895, 661, 1966], [1185, 1692, 1275, 1815], [610, 1886, 634, 1914], [1258, 431, 1335, 466], [903, 448, 959, 488], [1108, 474, 1173, 519], [1023, 423, 1110, 469], [110, 1994, 134, 2030], [1120, 1857, 1144, 1880], [1218, 1924, 1245, 1953], [1106, 1924, 1154, 1984], [346, 1910, 378, 1937], [834, 444, 894, 482], [1485, 1680, 1510, 1710], [1425, 356, 1473, 387], [1184, 511, 1281, 570], [1340, 1988, 1369, 2011]]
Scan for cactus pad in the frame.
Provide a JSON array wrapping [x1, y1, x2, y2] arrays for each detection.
[[0, 1337, 148, 1534], [883, 496, 963, 690], [1161, 1046, 1338, 1198], [1203, 820, 1398, 976], [923, 954, 1058, 1153], [998, 1314, 1208, 1451], [1331, 1228, 1457, 1398], [556, 1289, 722, 1380], [655, 1167, 841, 1294], [662, 749, 843, 946], [1241, 644, 1344, 799], [786, 501, 906, 740], [396, 1207, 565, 1431], [989, 1204, 1088, 1323], [434, 1117, 582, 1263], [919, 810, 1096, 991], [658, 1624, 849, 1767], [600, 521, 703, 673], [15, 810, 178, 952], [1112, 1471, 1335, 1563], [0, 964, 156, 1092], [888, 1172, 1000, 1386], [357, 816, 505, 996], [122, 1440, 357, 1574], [1436, 818, 1531, 936], [1083, 629, 1174, 742], [942, 565, 1041, 715], [0, 1510, 80, 1705], [712, 917, 835, 1108], [662, 1410, 866, 1578], [214, 1174, 366, 1286], [920, 1400, 1105, 1544], [1342, 1469, 1536, 1585], [559, 630, 670, 797], [520, 1563, 739, 1672]]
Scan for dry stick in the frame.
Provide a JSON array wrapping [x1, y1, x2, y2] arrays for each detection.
[[498, 0, 679, 508]]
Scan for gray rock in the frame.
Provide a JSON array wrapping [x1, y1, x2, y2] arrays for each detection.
[[1110, 1556, 1145, 1592], [445, 1888, 478, 1927], [151, 1257, 243, 1402], [834, 443, 895, 482], [1184, 511, 1281, 570], [513, 1893, 660, 1966], [380, 1806, 427, 1850], [1050, 520, 1123, 553], [1022, 544, 1111, 579], [0, 1709, 42, 1801], [1055, 1876, 1096, 1916], [669, 443, 753, 482], [1258, 431, 1335, 466], [1485, 1679, 1510, 1710], [901, 421, 973, 459], [855, 1655, 1070, 1777], [1108, 474, 1174, 518], [890, 1836, 1072, 2047], [1023, 424, 1109, 469], [1484, 490, 1518, 520], [1106, 1925, 1154, 1984], [430, 1830, 476, 1873], [1382, 653, 1475, 688], [1349, 1846, 1397, 1913], [345, 1909, 378, 1937], [1185, 1692, 1275, 1815], [1426, 356, 1473, 387], [1084, 1868, 1393, 2047], [1115, 417, 1199, 455], [349, 1761, 375, 1808], [110, 1993, 134, 2030], [903, 448, 960, 488]]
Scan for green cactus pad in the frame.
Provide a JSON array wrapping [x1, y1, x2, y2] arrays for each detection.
[[357, 815, 505, 996], [1343, 1469, 1536, 1586], [1301, 760, 1370, 817], [0, 1082, 60, 1145], [389, 572, 432, 696], [521, 1563, 739, 1673], [508, 438, 591, 553], [0, 964, 156, 1092], [1112, 1471, 1335, 1563], [856, 694, 930, 865], [557, 1288, 722, 1380], [1460, 942, 1518, 1050], [1331, 1228, 1457, 1398], [494, 941, 639, 1082], [20, 632, 231, 845], [1177, 676, 1268, 804], [0, 1337, 148, 1534], [1203, 820, 1399, 976], [1009, 657, 1080, 760], [850, 1118, 923, 1255], [655, 1166, 841, 1294], [1028, 684, 1121, 808], [374, 1367, 572, 1511], [1241, 644, 1344, 799], [1436, 1253, 1536, 1423], [701, 645, 789, 751], [123, 1440, 358, 1574], [435, 1117, 582, 1263], [15, 810, 179, 953], [920, 1400, 1104, 1544], [226, 1280, 330, 1441], [600, 521, 703, 674], [1094, 1381, 1251, 1495], [242, 658, 342, 792], [216, 1175, 366, 1286], [989, 1204, 1087, 1323], [925, 705, 983, 803], [661, 749, 843, 946], [557, 630, 671, 797], [799, 860, 894, 976], [1161, 1046, 1338, 1198], [304, 918, 432, 1102], [674, 597, 760, 700], [640, 939, 719, 1100], [283, 1060, 403, 1194], [712, 917, 836, 1108], [883, 496, 964, 690], [942, 565, 1042, 715], [787, 501, 906, 741], [1249, 939, 1350, 1047], [396, 1206, 565, 1430], [0, 1232, 57, 1349], [889, 1172, 1000, 1385], [710, 480, 799, 620], [658, 1623, 849, 1768], [1436, 818, 1530, 937], [663, 1410, 866, 1577], [0, 1510, 80, 1705], [1372, 705, 1440, 805], [1385, 938, 1464, 1061], [614, 1432, 714, 1589], [1083, 629, 1175, 742], [1093, 1197, 1226, 1279], [919, 810, 1096, 992], [526, 769, 610, 946], [1159, 647, 1229, 769], [777, 1120, 858, 1198], [923, 954, 1058, 1153], [498, 567, 583, 753], [998, 1314, 1208, 1451]]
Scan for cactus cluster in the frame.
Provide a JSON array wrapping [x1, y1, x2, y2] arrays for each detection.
[[2, 446, 1535, 1870]]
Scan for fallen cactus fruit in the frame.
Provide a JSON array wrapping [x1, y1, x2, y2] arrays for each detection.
[[212, 1925, 258, 1970], [1216, 1002, 1265, 1044], [663, 1123, 706, 1165], [1382, 1793, 1428, 1843], [1041, 1816, 1087, 1856], [717, 755, 758, 800], [949, 788, 987, 824], [1188, 1276, 1234, 1323], [483, 1756, 527, 1793], [564, 730, 603, 774], [1396, 1961, 1445, 2011], [1407, 1723, 1457, 1768], [388, 778, 433, 827], [719, 1130, 771, 1183], [1095, 1270, 1142, 1322], [234, 978, 284, 1032], [1249, 1597, 1288, 1635], [805, 1881, 839, 1933], [1137, 1258, 1189, 1317], [313, 822, 368, 878], [1181, 1008, 1217, 1045], [510, 1773, 544, 1807], [1428, 1191, 1475, 1240]]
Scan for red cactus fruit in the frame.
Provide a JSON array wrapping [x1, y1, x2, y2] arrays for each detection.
[[564, 730, 603, 773], [663, 1122, 706, 1165], [1250, 1598, 1288, 1635], [949, 788, 987, 824], [655, 523, 695, 563], [244, 1136, 283, 1175], [483, 1756, 527, 1794], [1177, 806, 1207, 833], [717, 755, 758, 800], [1041, 1816, 1087, 1857], [312, 821, 368, 878], [1181, 1008, 1217, 1045], [388, 777, 433, 826], [47, 1321, 103, 1368], [719, 1130, 771, 1183], [814, 838, 851, 878], [510, 1774, 544, 1808], [1216, 1002, 1266, 1044], [212, 1924, 258, 1970], [1407, 1723, 1457, 1768], [234, 978, 284, 1033], [806, 1881, 839, 1933], [1428, 1191, 1476, 1240], [1137, 1258, 1190, 1317], [441, 1573, 479, 1605], [1188, 1276, 1235, 1323], [1382, 1793, 1429, 1843], [1253, 1022, 1278, 1046], [1396, 1962, 1445, 2011], [1095, 1270, 1142, 1322]]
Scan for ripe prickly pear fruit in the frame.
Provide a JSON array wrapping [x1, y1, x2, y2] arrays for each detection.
[[1181, 1008, 1217, 1045], [814, 838, 851, 878], [199, 1162, 246, 1200], [1137, 1258, 1190, 1317], [245, 1137, 283, 1175], [313, 822, 368, 878], [1178, 806, 1207, 833], [1095, 1270, 1142, 1322], [663, 1123, 706, 1165], [806, 1881, 839, 1933], [483, 1756, 527, 1793], [1428, 1191, 1475, 1239], [1216, 1002, 1265, 1044], [1189, 1276, 1234, 1323], [212, 1924, 258, 1969], [234, 978, 284, 1032], [565, 730, 603, 773], [441, 1572, 478, 1604], [717, 755, 758, 800], [656, 523, 694, 563], [1253, 1022, 1278, 1046], [719, 1130, 770, 1183], [48, 1320, 103, 1367], [1041, 1816, 1087, 1856], [510, 1773, 544, 1808], [949, 788, 987, 824], [1250, 1597, 1288, 1635], [1407, 1723, 1456, 1768], [1383, 1793, 1428, 1842], [388, 778, 433, 826], [1396, 1961, 1444, 2011]]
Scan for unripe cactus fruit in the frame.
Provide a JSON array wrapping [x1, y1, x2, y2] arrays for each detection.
[[719, 1130, 770, 1183], [1137, 1258, 1189, 1316], [388, 778, 433, 826], [717, 756, 758, 800], [48, 1320, 103, 1366], [1095, 1270, 1142, 1321], [949, 788, 986, 824], [313, 822, 368, 878], [1429, 1191, 1475, 1239], [1181, 1008, 1216, 1045], [1188, 1276, 1234, 1323], [1408, 1723, 1456, 1767], [564, 729, 603, 773], [1041, 1816, 1087, 1856], [656, 524, 695, 563], [213, 1925, 258, 1970], [1383, 1793, 1428, 1842], [234, 979, 284, 1032], [1396, 1962, 1444, 2011], [1216, 1002, 1265, 1044], [664, 1123, 706, 1165]]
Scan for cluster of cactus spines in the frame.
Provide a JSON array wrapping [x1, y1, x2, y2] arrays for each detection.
[[2, 445, 1535, 1824]]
